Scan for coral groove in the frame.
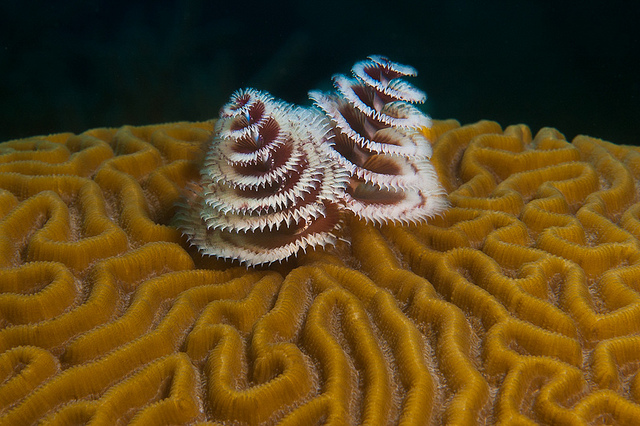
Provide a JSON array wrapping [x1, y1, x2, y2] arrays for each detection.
[[3, 117, 640, 424]]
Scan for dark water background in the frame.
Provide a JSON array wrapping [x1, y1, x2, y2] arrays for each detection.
[[1, 0, 638, 145]]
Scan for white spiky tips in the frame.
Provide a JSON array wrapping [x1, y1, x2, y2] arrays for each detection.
[[175, 56, 449, 266], [310, 55, 448, 224], [174, 89, 348, 266]]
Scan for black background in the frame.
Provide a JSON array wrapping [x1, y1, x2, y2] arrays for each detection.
[[1, 0, 638, 145]]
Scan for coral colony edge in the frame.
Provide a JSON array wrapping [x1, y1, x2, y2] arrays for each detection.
[[6, 53, 640, 425], [173, 55, 449, 265]]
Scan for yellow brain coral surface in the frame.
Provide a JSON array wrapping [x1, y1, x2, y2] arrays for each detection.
[[2, 119, 640, 425]]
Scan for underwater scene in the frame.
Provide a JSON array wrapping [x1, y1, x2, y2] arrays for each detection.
[[1, 0, 640, 424]]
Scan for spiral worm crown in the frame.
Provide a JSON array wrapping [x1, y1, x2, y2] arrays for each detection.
[[310, 55, 448, 224], [175, 56, 448, 265], [174, 89, 348, 265]]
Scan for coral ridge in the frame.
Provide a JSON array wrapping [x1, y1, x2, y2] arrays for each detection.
[[2, 95, 640, 424]]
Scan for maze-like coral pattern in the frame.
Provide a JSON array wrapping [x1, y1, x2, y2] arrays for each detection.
[[2, 118, 640, 424]]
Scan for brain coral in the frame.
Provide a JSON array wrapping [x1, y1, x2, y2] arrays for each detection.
[[2, 118, 640, 425]]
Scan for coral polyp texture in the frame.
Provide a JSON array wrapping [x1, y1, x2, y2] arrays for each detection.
[[176, 56, 447, 265], [5, 120, 640, 423]]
